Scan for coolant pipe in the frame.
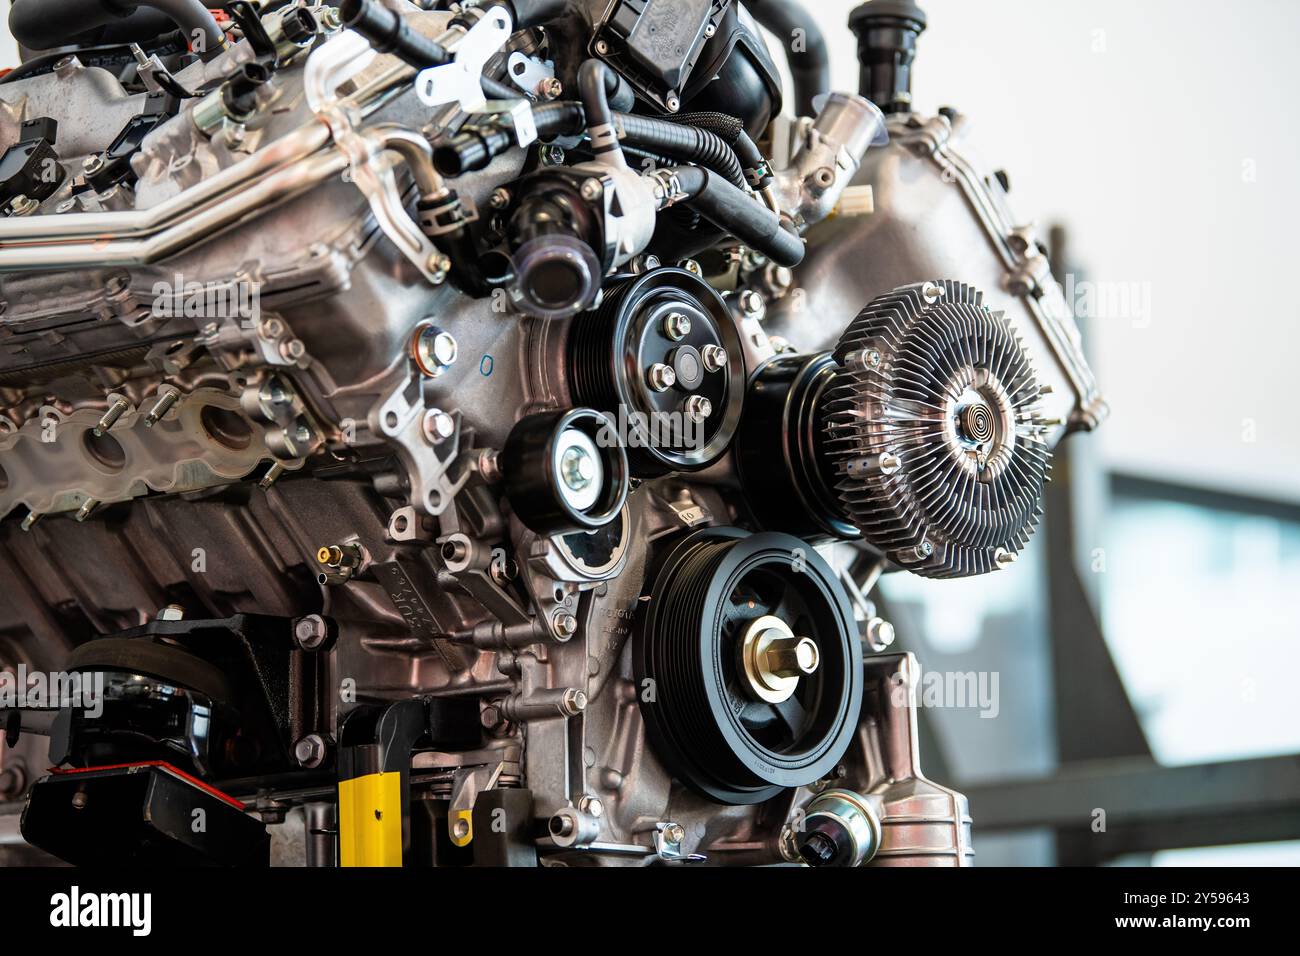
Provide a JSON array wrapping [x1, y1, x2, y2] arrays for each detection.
[[664, 165, 805, 267]]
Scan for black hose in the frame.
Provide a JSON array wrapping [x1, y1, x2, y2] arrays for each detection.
[[576, 59, 621, 163], [670, 165, 804, 266], [9, 0, 225, 60], [342, 0, 518, 100], [432, 101, 747, 189], [667, 111, 771, 188], [744, 0, 830, 117], [496, 0, 568, 31]]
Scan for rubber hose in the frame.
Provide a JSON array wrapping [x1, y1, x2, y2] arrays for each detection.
[[671, 165, 803, 266], [744, 0, 830, 117], [577, 59, 623, 162], [667, 111, 769, 185], [432, 101, 747, 189], [9, 0, 225, 60], [342, 0, 518, 100], [532, 102, 747, 188], [498, 0, 568, 31]]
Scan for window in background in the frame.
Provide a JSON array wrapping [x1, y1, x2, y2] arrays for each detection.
[[880, 538, 1055, 785], [1100, 478, 1300, 766]]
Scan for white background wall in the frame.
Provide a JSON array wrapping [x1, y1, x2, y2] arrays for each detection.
[[2, 1, 1297, 500]]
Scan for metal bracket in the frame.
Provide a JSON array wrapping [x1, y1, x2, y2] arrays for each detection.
[[415, 6, 513, 113]]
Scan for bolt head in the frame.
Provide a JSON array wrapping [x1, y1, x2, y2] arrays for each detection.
[[294, 734, 327, 768], [684, 394, 713, 423], [739, 289, 765, 318], [157, 604, 185, 621], [865, 617, 896, 652], [662, 822, 686, 845], [413, 325, 457, 376], [422, 408, 456, 444], [552, 612, 578, 640], [580, 178, 603, 201], [648, 363, 676, 392], [294, 614, 329, 650], [663, 311, 692, 340], [701, 344, 728, 373]]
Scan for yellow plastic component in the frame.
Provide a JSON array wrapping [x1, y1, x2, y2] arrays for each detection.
[[339, 771, 403, 867], [449, 808, 474, 848]]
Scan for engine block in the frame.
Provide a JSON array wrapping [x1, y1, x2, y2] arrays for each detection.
[[0, 0, 1102, 867]]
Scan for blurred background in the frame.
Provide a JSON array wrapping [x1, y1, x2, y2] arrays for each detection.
[[763, 0, 1300, 865], [0, 0, 1295, 866]]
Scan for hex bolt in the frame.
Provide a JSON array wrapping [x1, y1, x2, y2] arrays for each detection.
[[647, 363, 676, 391], [763, 635, 820, 678], [489, 187, 511, 209], [551, 612, 578, 641], [294, 733, 328, 768], [994, 547, 1017, 569], [663, 311, 692, 341], [684, 395, 713, 423], [93, 396, 130, 436], [143, 386, 181, 427], [82, 154, 105, 176], [662, 822, 686, 845], [294, 614, 329, 650], [157, 604, 185, 621], [560, 687, 587, 715], [538, 76, 563, 99], [422, 408, 456, 445], [701, 344, 728, 373], [739, 289, 765, 318], [9, 195, 38, 217], [411, 324, 457, 377], [20, 512, 40, 532], [75, 499, 98, 522], [865, 617, 896, 652], [580, 178, 604, 202]]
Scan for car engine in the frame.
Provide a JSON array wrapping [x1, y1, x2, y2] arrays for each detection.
[[0, 0, 1105, 867]]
